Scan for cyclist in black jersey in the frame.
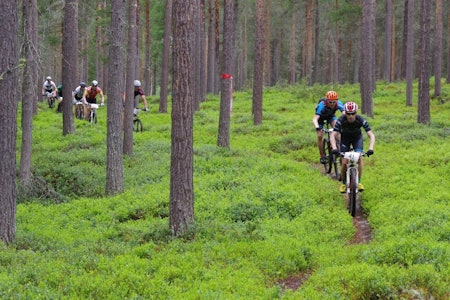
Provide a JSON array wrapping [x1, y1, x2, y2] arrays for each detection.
[[330, 102, 375, 192]]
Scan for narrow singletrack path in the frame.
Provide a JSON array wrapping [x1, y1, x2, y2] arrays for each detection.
[[276, 164, 373, 292]]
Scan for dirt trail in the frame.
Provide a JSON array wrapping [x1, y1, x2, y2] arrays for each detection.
[[277, 165, 372, 291]]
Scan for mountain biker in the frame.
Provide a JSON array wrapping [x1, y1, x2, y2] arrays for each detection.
[[83, 80, 104, 120], [56, 84, 63, 113], [132, 80, 149, 111], [41, 76, 58, 106], [330, 102, 375, 193], [72, 82, 87, 117], [312, 90, 345, 164]]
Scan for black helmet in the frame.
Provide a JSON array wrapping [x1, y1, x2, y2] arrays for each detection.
[[80, 82, 86, 88]]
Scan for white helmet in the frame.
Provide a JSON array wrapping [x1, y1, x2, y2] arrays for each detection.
[[134, 80, 141, 87], [46, 76, 52, 80], [92, 80, 98, 87]]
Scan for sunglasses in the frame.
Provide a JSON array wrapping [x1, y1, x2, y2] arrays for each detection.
[[327, 100, 337, 104], [346, 112, 356, 115]]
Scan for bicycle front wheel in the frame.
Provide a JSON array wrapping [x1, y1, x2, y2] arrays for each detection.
[[332, 154, 341, 181], [76, 106, 84, 120], [348, 168, 357, 217], [48, 97, 55, 108], [325, 139, 332, 173], [134, 118, 143, 132], [90, 112, 97, 124]]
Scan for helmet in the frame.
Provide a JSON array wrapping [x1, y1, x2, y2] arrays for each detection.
[[325, 90, 338, 101], [46, 76, 52, 80], [344, 102, 358, 114], [92, 80, 98, 87], [134, 80, 141, 87], [80, 82, 86, 88]]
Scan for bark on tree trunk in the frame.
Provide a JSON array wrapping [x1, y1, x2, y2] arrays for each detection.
[[0, 0, 19, 245], [170, 0, 195, 237]]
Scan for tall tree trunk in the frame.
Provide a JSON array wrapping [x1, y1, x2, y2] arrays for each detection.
[[19, 0, 38, 184], [159, 0, 172, 113], [206, 0, 216, 94], [405, 0, 415, 107], [105, 0, 126, 196], [0, 0, 19, 245], [263, 0, 271, 86], [313, 0, 319, 83], [417, 0, 431, 124], [170, 0, 195, 237], [433, 0, 442, 97], [288, 11, 296, 84], [360, 0, 375, 117], [383, 0, 392, 82], [123, 0, 138, 156], [62, 0, 78, 136], [192, 0, 201, 111], [253, 0, 264, 125], [144, 0, 151, 94], [217, 0, 235, 148], [305, 0, 313, 85]]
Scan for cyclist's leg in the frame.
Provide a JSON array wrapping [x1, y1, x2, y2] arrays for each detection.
[[316, 119, 325, 158], [353, 135, 364, 181], [340, 137, 351, 183]]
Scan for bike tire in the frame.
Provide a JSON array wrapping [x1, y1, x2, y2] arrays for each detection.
[[76, 106, 84, 120], [48, 98, 55, 108], [332, 154, 341, 181], [348, 168, 357, 217], [323, 138, 333, 173], [134, 118, 143, 132]]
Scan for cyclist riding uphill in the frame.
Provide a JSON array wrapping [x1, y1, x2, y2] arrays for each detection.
[[312, 90, 345, 164], [83, 80, 104, 120], [330, 102, 375, 193], [42, 76, 57, 99]]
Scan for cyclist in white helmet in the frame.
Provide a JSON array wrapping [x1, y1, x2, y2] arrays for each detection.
[[42, 76, 57, 99], [132, 80, 149, 111]]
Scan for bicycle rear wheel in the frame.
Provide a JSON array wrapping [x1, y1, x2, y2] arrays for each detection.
[[325, 139, 332, 173], [348, 168, 357, 217], [134, 118, 143, 132]]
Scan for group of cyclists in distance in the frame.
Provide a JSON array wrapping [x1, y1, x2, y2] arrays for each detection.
[[41, 77, 149, 120], [43, 77, 373, 193], [313, 90, 375, 193]]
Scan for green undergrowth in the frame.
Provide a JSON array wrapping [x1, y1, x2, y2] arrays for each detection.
[[4, 80, 450, 299]]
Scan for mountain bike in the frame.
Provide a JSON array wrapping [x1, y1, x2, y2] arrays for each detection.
[[340, 151, 368, 217], [321, 122, 340, 180], [75, 102, 84, 120], [44, 92, 57, 109], [88, 103, 103, 124], [133, 108, 143, 132]]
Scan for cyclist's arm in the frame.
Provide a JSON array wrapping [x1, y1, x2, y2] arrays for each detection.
[[366, 130, 375, 151], [99, 89, 105, 104], [330, 131, 338, 150], [312, 114, 320, 129]]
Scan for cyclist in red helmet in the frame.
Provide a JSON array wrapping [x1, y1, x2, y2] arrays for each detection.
[[330, 101, 375, 193], [313, 90, 345, 164]]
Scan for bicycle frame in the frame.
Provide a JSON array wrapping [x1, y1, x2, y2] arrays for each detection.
[[321, 122, 340, 179], [341, 151, 366, 217], [89, 103, 99, 124]]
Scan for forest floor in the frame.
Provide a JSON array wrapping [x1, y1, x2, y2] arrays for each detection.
[[276, 165, 372, 291]]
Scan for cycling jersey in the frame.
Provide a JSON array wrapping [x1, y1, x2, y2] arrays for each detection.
[[85, 86, 103, 103], [315, 98, 344, 125], [334, 114, 372, 152], [43, 81, 56, 93]]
